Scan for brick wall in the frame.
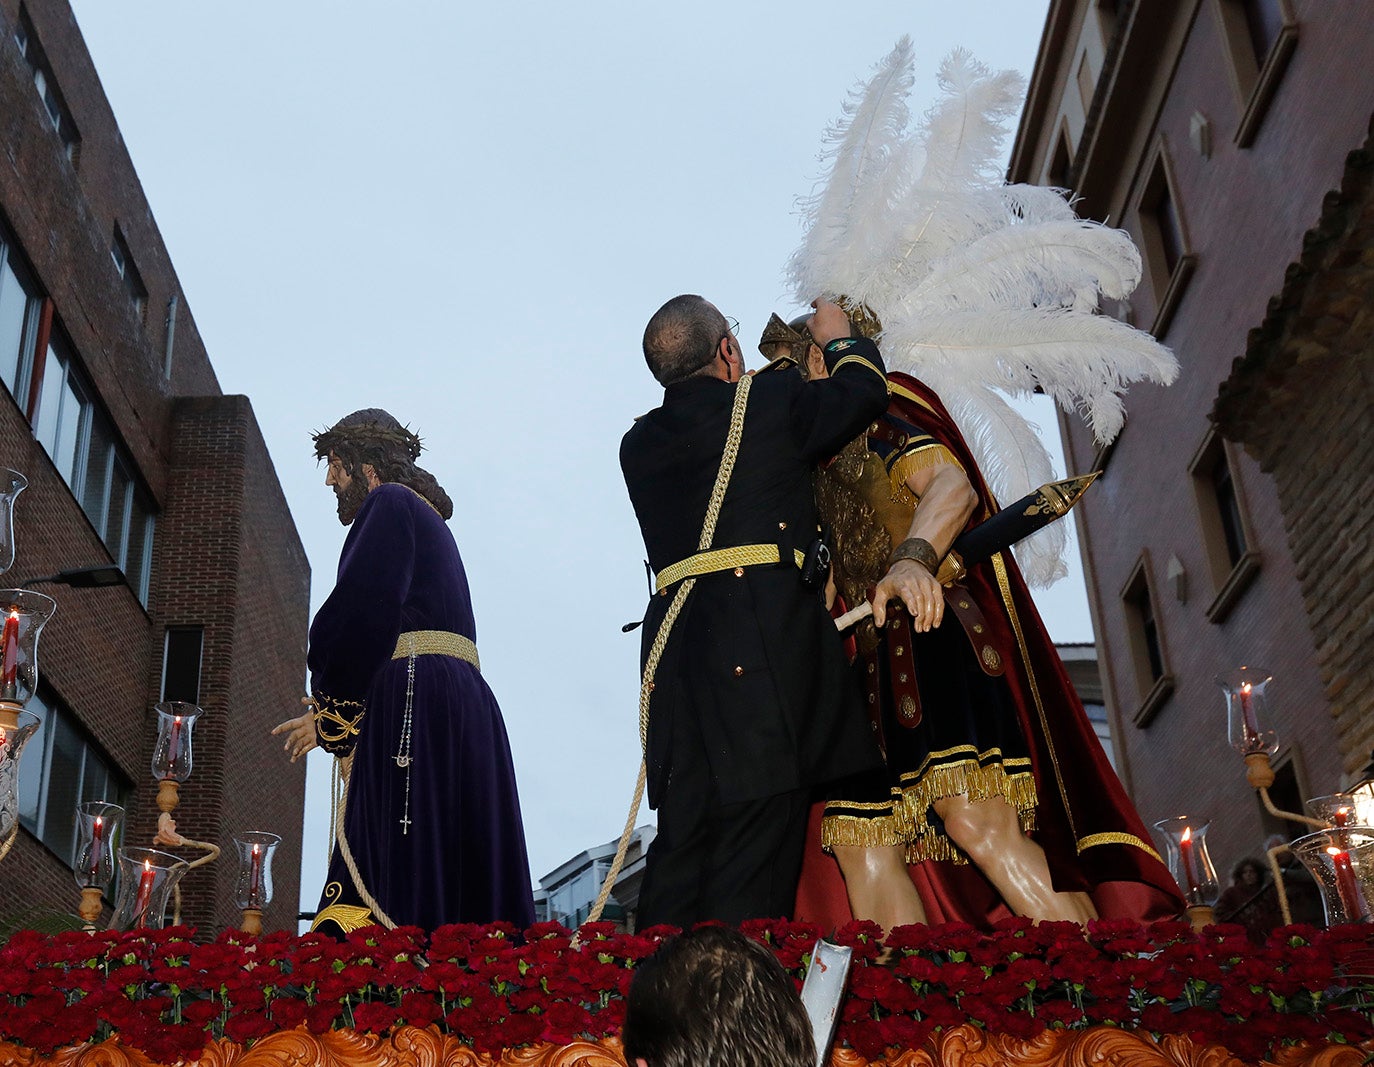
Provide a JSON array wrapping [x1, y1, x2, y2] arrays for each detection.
[[0, 2, 308, 933]]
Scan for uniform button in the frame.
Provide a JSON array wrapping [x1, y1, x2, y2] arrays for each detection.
[[778, 521, 787, 531], [870, 721, 878, 731], [899, 673, 908, 683], [734, 567, 745, 577], [733, 666, 744, 677], [895, 646, 905, 656], [867, 694, 876, 704], [867, 663, 876, 674], [659, 589, 668, 597]]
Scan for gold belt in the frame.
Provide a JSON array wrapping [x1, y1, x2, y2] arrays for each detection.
[[391, 630, 479, 671], [655, 544, 805, 594]]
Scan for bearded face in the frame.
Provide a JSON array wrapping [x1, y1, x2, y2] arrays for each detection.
[[325, 453, 372, 525]]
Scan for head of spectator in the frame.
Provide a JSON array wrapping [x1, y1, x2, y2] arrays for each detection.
[[622, 925, 815, 1067]]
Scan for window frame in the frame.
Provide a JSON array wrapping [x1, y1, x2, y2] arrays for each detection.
[[1131, 139, 1197, 339], [1120, 551, 1175, 727], [1189, 429, 1261, 622], [1211, 0, 1299, 147]]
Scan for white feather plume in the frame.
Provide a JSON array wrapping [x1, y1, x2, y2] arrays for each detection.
[[789, 43, 1179, 586]]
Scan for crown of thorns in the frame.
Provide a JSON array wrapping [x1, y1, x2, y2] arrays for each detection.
[[312, 421, 423, 461]]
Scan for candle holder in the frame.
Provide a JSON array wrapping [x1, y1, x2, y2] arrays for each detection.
[[231, 830, 280, 934], [74, 801, 123, 927], [0, 708, 41, 863], [109, 846, 189, 930], [0, 470, 26, 577], [150, 701, 203, 829], [1306, 793, 1359, 830], [1288, 828, 1374, 926], [1217, 667, 1279, 786], [1154, 816, 1221, 929], [0, 590, 56, 731]]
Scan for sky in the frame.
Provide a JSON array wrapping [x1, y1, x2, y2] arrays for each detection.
[[65, 1, 1086, 911]]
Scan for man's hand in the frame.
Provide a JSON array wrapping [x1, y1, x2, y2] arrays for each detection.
[[871, 559, 945, 632], [272, 697, 319, 763], [807, 298, 853, 348]]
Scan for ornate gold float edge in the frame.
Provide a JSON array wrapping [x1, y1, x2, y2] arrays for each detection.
[[1, 1025, 1370, 1067]]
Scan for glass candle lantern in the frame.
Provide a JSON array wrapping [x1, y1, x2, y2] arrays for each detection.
[[1153, 816, 1221, 906], [1289, 828, 1373, 926], [1216, 666, 1279, 758], [74, 801, 124, 890], [109, 846, 189, 930], [1306, 793, 1360, 830], [0, 470, 26, 577], [0, 709, 41, 847], [0, 590, 56, 727], [149, 702, 203, 782], [232, 830, 280, 911]]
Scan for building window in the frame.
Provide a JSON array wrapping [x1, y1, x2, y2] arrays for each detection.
[[1047, 126, 1073, 191], [162, 627, 204, 704], [30, 328, 157, 604], [0, 227, 42, 403], [1121, 554, 1174, 726], [1135, 146, 1196, 338], [110, 228, 148, 323], [13, 7, 80, 165], [17, 685, 129, 867], [1189, 430, 1261, 622], [1212, 0, 1298, 146]]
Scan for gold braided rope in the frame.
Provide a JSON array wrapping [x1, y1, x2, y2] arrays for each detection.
[[0, 820, 17, 863], [331, 750, 400, 930], [583, 374, 755, 934], [654, 544, 802, 593]]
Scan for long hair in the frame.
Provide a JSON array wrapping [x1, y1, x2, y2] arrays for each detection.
[[313, 408, 454, 520]]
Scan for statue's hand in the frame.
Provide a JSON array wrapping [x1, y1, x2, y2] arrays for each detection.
[[272, 698, 319, 763]]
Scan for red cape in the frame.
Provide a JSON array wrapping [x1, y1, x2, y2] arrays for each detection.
[[797, 373, 1184, 928]]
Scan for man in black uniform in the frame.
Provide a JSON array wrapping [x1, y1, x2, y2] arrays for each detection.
[[621, 295, 888, 927]]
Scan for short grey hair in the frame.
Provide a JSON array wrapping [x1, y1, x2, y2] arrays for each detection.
[[642, 294, 728, 386]]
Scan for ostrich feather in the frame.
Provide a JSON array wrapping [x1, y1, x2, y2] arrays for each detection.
[[907, 221, 1143, 312], [881, 307, 1178, 444], [790, 37, 917, 301], [917, 51, 1025, 192]]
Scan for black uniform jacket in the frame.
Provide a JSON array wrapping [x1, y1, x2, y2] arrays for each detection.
[[621, 338, 889, 809]]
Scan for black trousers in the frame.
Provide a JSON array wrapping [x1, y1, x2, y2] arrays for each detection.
[[636, 779, 811, 930]]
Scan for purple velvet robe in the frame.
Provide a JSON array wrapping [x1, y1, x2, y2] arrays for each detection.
[[308, 482, 535, 931]]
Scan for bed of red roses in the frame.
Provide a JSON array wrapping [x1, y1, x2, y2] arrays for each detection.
[[0, 917, 1371, 1065]]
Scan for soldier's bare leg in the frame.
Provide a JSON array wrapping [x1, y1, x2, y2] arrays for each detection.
[[832, 843, 927, 932], [934, 794, 1097, 923]]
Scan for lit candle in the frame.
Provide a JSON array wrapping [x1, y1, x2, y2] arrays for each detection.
[[1334, 806, 1351, 828], [1239, 683, 1259, 743], [87, 816, 104, 885], [1179, 826, 1201, 901], [0, 609, 19, 700], [133, 859, 156, 926], [248, 843, 262, 908], [166, 716, 182, 776], [1326, 846, 1368, 922]]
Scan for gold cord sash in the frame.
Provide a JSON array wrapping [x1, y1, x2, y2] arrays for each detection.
[[391, 629, 479, 670], [654, 544, 805, 593]]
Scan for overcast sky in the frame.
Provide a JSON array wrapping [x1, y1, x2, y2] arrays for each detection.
[[67, 1, 1086, 911]]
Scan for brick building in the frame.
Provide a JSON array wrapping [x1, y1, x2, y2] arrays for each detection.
[[1007, 1, 1374, 874], [0, 1, 309, 932]]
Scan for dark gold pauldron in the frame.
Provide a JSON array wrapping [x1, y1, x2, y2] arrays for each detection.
[[314, 692, 366, 755]]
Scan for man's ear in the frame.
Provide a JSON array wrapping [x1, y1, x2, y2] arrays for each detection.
[[362, 463, 381, 490]]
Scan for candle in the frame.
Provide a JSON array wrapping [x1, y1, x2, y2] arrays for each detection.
[[248, 843, 262, 908], [132, 859, 156, 926], [1239, 682, 1259, 743], [166, 716, 182, 776], [0, 609, 19, 700], [1326, 846, 1368, 921], [87, 816, 104, 885], [1179, 826, 1201, 901], [1334, 807, 1351, 828]]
